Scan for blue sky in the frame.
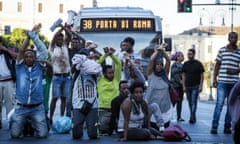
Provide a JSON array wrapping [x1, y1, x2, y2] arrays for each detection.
[[97, 0, 240, 35]]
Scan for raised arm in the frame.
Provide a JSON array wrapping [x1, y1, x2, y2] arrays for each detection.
[[17, 37, 30, 62], [110, 53, 122, 81], [0, 44, 18, 58], [61, 25, 72, 46], [147, 50, 159, 79], [163, 50, 171, 76]]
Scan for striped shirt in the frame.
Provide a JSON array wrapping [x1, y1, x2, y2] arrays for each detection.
[[216, 47, 240, 83]]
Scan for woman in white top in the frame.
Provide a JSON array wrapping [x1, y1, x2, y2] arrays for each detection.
[[118, 81, 161, 141]]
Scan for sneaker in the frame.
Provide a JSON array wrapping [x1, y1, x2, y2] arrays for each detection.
[[159, 126, 165, 132], [177, 118, 185, 122], [224, 127, 231, 134], [211, 127, 218, 134]]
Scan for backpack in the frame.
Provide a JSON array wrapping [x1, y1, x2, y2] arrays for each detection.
[[163, 125, 191, 142]]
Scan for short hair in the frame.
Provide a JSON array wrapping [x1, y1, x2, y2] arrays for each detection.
[[123, 37, 135, 46], [129, 81, 145, 94], [188, 48, 195, 55], [119, 80, 128, 88], [102, 65, 113, 74], [228, 31, 238, 37]]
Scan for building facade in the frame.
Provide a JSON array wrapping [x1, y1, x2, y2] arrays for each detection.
[[0, 0, 93, 39]]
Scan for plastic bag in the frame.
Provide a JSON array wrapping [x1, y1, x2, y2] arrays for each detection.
[[52, 116, 72, 134]]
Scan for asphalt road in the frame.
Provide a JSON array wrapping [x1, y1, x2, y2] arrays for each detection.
[[0, 99, 234, 144]]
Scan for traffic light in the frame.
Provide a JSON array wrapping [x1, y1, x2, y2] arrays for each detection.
[[185, 0, 192, 12], [177, 0, 192, 13], [178, 0, 185, 12]]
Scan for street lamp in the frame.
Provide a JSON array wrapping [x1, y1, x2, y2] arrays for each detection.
[[198, 8, 226, 101]]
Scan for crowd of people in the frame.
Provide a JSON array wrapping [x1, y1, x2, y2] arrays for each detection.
[[0, 23, 239, 143]]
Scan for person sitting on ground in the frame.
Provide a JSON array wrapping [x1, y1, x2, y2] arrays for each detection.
[[117, 81, 162, 141], [96, 47, 121, 135], [145, 43, 172, 129], [109, 80, 129, 135]]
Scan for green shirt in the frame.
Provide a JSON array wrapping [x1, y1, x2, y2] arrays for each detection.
[[96, 54, 121, 109]]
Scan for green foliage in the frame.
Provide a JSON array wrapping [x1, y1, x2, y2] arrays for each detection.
[[1, 28, 49, 50]]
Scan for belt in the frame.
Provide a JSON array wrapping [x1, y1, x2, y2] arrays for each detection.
[[17, 103, 42, 108], [54, 73, 70, 77], [0, 78, 13, 82]]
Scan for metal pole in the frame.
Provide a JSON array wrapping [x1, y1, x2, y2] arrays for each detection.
[[231, 0, 234, 31]]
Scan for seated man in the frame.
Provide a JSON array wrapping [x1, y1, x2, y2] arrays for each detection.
[[109, 80, 129, 135], [10, 24, 50, 138]]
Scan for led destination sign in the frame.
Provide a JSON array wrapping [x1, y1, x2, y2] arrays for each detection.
[[80, 18, 155, 32]]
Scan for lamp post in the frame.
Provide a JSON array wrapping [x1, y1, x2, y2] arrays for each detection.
[[198, 8, 226, 101]]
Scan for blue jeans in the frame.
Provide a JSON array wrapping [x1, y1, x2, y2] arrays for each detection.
[[10, 104, 48, 138], [212, 82, 234, 128], [52, 75, 72, 98], [72, 108, 98, 139], [185, 85, 199, 119]]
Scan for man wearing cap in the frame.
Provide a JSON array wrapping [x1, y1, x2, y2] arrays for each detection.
[[10, 24, 51, 138]]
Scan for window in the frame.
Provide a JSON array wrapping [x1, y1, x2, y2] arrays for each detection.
[[0, 2, 2, 12], [17, 2, 22, 12], [38, 3, 42, 13], [59, 4, 63, 13]]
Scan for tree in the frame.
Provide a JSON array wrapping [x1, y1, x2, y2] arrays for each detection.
[[1, 28, 49, 50]]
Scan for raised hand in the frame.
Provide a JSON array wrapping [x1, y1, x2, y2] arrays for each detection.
[[109, 47, 116, 55]]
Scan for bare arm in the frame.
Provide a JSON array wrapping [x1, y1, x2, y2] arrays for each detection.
[[50, 27, 64, 50], [213, 61, 221, 88], [17, 37, 30, 62], [120, 98, 131, 141], [147, 50, 158, 79], [163, 51, 171, 76], [199, 72, 204, 92], [0, 44, 18, 58], [182, 72, 186, 92], [61, 25, 72, 46]]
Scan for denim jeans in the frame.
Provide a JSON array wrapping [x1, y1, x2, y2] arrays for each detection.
[[212, 82, 234, 128], [10, 104, 48, 138], [52, 75, 72, 98], [185, 85, 199, 119], [0, 80, 14, 121], [72, 108, 98, 139]]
